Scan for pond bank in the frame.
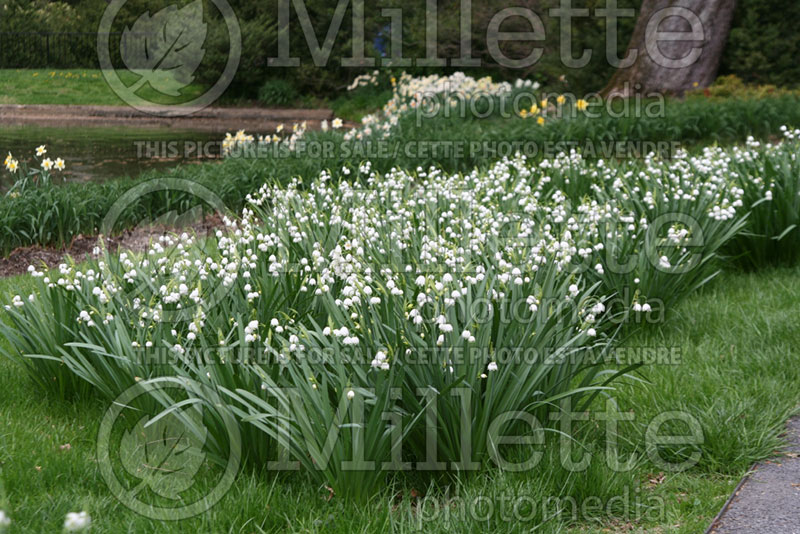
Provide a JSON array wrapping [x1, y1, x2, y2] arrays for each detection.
[[0, 104, 334, 132]]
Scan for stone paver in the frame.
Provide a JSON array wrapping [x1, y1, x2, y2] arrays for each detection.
[[709, 416, 800, 534]]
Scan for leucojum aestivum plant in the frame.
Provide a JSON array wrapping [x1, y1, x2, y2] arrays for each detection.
[[2, 78, 798, 499]]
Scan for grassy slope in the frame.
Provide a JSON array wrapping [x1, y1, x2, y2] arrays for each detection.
[[0, 68, 381, 117], [0, 69, 206, 107], [1, 266, 798, 533]]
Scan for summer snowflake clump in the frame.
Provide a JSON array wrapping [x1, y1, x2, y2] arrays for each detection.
[[4, 119, 797, 502], [10, 148, 698, 385], [371, 350, 390, 370]]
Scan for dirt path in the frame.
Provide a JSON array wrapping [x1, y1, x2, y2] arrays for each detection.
[[0, 104, 334, 132]]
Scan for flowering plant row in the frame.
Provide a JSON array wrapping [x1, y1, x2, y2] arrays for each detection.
[[223, 72, 588, 154], [7, 126, 798, 498]]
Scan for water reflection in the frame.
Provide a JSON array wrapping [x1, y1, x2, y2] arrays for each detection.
[[0, 124, 224, 187]]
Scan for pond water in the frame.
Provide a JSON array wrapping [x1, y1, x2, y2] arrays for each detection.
[[0, 125, 225, 188]]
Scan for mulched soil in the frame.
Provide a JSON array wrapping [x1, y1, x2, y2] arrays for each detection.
[[0, 214, 223, 278]]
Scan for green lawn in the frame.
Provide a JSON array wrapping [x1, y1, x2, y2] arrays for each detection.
[[1, 266, 797, 533], [0, 68, 350, 113], [0, 69, 208, 107]]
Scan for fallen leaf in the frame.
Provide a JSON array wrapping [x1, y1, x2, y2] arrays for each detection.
[[647, 472, 666, 488]]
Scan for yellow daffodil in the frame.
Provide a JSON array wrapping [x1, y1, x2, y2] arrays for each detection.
[[529, 104, 539, 114], [556, 95, 566, 105], [519, 109, 529, 118], [540, 99, 548, 109], [576, 99, 588, 111], [36, 145, 46, 156], [4, 152, 11, 166], [54, 158, 65, 171], [537, 116, 545, 126], [42, 158, 53, 171]]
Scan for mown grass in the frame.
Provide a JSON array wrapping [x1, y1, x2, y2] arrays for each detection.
[[0, 69, 207, 107], [0, 68, 382, 119], [1, 266, 797, 533], [329, 85, 393, 122]]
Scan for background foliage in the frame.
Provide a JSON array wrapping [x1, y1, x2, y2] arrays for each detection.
[[2, 0, 797, 99], [720, 0, 800, 88]]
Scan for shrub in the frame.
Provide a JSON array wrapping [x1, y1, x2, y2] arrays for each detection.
[[720, 0, 800, 88], [257, 79, 298, 107], [686, 75, 799, 100]]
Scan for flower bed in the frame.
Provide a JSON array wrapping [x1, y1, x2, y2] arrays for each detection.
[[6, 129, 796, 498]]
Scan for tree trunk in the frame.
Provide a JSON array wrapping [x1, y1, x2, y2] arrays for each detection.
[[603, 0, 736, 97]]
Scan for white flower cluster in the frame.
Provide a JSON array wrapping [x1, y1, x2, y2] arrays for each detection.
[[11, 134, 797, 388], [347, 69, 381, 91], [224, 72, 540, 152], [344, 71, 531, 142]]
